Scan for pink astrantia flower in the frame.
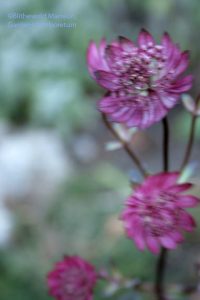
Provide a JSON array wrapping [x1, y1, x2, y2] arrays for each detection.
[[121, 172, 199, 254], [87, 29, 193, 128], [47, 256, 97, 300]]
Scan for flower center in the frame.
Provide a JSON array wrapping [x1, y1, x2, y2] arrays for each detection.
[[138, 192, 180, 237], [112, 44, 166, 99], [60, 268, 89, 299]]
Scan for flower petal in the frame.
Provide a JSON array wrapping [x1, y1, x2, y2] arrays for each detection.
[[150, 93, 167, 121], [118, 36, 136, 52], [111, 107, 132, 122], [173, 51, 190, 77], [87, 39, 109, 77], [169, 231, 184, 243], [126, 217, 146, 251], [146, 235, 160, 254], [105, 45, 122, 68], [162, 32, 174, 57], [87, 40, 100, 76], [159, 92, 179, 109], [159, 235, 177, 249], [168, 183, 192, 193], [138, 29, 155, 48], [94, 71, 119, 90], [169, 75, 193, 93], [179, 211, 196, 231], [98, 38, 110, 70], [177, 195, 200, 208], [126, 109, 143, 127], [143, 172, 180, 191], [98, 96, 118, 113], [166, 45, 182, 73], [134, 227, 146, 251]]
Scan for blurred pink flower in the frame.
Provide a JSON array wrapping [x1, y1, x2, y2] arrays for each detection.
[[47, 256, 97, 300], [87, 29, 193, 128], [121, 172, 199, 254]]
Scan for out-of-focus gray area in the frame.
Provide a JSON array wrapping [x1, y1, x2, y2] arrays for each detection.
[[0, 1, 200, 299]]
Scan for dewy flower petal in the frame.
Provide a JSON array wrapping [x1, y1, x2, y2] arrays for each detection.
[[87, 30, 193, 129], [47, 256, 97, 300], [121, 172, 199, 254]]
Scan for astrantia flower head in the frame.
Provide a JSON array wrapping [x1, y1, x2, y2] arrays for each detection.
[[87, 29, 193, 129], [47, 256, 97, 300], [121, 172, 199, 254]]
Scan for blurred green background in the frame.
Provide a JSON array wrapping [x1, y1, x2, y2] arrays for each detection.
[[0, 0, 200, 299]]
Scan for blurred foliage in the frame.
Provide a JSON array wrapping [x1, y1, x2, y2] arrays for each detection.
[[0, 0, 200, 300], [1, 0, 200, 133]]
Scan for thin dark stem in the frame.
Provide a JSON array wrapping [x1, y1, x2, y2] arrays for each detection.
[[162, 117, 169, 172], [101, 113, 148, 178], [155, 117, 170, 300], [155, 248, 168, 300], [180, 114, 197, 173]]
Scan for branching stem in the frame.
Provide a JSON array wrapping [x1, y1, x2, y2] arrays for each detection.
[[102, 113, 148, 178]]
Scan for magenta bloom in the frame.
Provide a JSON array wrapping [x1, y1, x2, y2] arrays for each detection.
[[87, 29, 193, 128], [121, 172, 199, 254], [47, 256, 97, 300]]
